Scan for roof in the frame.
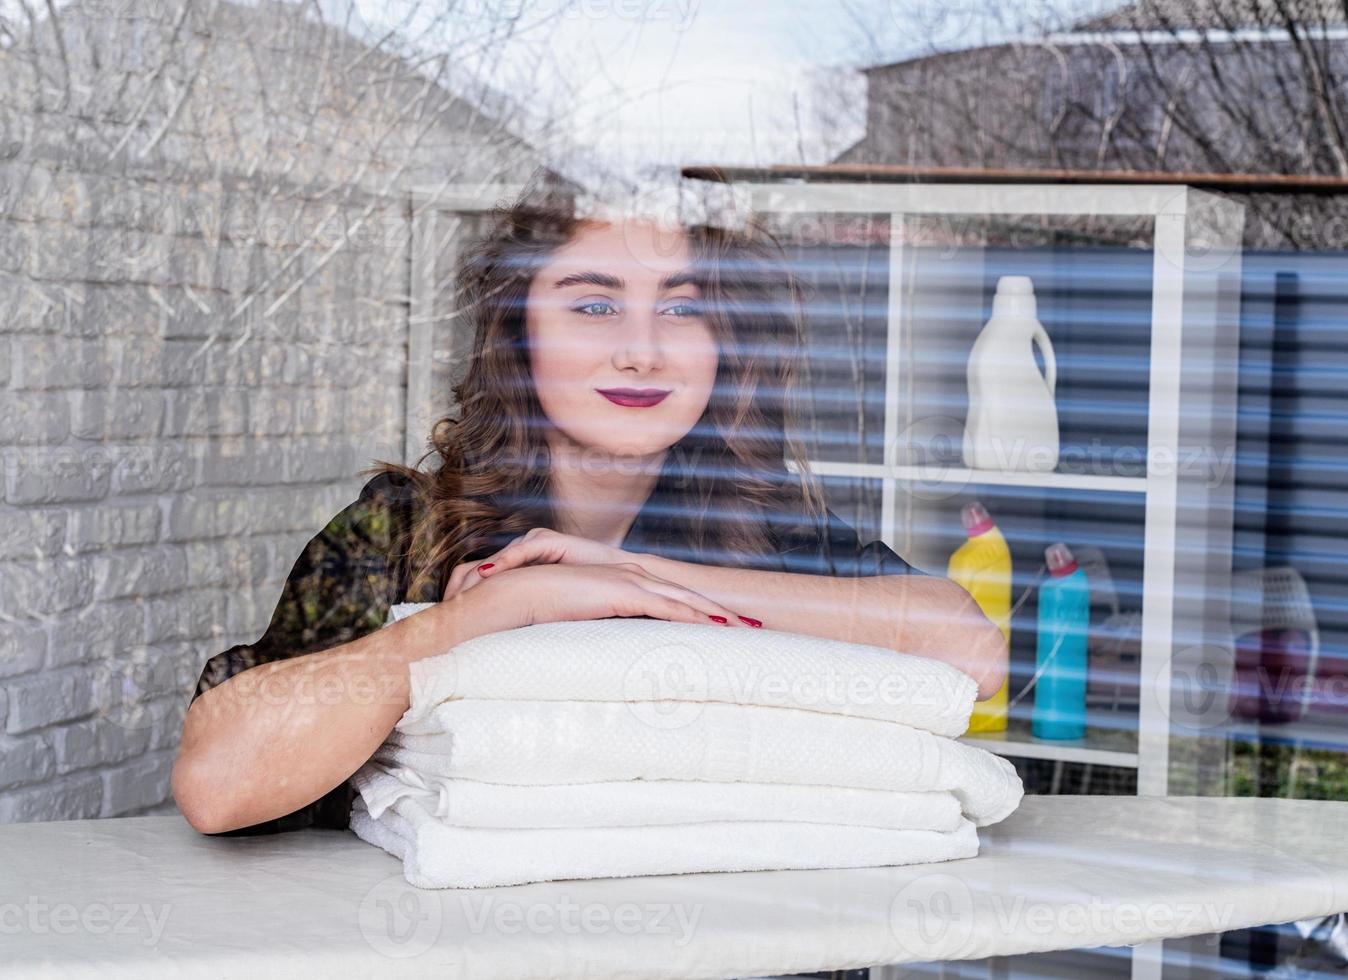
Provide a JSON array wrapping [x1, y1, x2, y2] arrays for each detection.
[[680, 163, 1348, 195], [857, 43, 1010, 75], [858, 0, 1347, 74], [1074, 0, 1347, 31]]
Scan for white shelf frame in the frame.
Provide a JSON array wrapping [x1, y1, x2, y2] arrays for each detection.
[[736, 180, 1244, 980], [793, 459, 1149, 495], [960, 734, 1140, 768], [406, 184, 526, 468]]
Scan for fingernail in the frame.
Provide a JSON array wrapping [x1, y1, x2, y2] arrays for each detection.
[[479, 563, 494, 571], [708, 615, 728, 624], [738, 616, 762, 628]]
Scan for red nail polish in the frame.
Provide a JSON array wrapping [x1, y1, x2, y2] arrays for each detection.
[[708, 615, 728, 624], [738, 616, 762, 628], [479, 563, 494, 571]]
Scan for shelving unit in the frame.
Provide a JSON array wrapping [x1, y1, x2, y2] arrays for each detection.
[[415, 178, 1248, 979], [729, 180, 1246, 980]]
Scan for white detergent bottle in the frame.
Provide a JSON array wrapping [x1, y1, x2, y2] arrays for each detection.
[[962, 275, 1060, 473]]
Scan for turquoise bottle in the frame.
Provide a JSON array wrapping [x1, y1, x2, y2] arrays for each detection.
[[1031, 543, 1090, 740]]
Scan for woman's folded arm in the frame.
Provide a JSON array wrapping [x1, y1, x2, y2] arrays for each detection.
[[172, 589, 517, 835]]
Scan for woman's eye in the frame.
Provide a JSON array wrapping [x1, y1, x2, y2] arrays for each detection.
[[574, 300, 618, 318], [662, 301, 703, 318]]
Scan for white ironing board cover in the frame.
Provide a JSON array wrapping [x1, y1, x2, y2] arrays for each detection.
[[2, 796, 1346, 979]]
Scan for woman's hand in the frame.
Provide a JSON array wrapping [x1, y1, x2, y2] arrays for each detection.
[[467, 561, 762, 629], [442, 528, 633, 600]]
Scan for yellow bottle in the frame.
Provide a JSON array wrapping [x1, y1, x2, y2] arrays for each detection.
[[946, 501, 1012, 733]]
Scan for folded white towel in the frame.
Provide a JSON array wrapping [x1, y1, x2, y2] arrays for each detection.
[[349, 761, 966, 831], [348, 794, 981, 889], [374, 699, 1023, 827], [384, 603, 977, 739], [356, 607, 1023, 889]]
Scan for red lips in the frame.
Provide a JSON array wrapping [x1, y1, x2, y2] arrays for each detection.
[[597, 388, 671, 407]]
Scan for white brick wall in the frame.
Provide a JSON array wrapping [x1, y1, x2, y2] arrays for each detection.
[[0, 0, 548, 824], [0, 235, 409, 820], [0, 184, 412, 821]]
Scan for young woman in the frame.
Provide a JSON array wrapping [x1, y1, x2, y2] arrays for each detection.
[[172, 180, 1008, 837]]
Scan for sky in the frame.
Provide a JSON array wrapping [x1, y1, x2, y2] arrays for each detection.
[[510, 1, 878, 173], [12, 0, 1121, 182], [348, 0, 1122, 184]]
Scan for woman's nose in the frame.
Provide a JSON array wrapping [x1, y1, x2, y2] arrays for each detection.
[[615, 308, 665, 368]]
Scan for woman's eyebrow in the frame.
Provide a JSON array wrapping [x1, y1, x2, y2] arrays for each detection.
[[549, 270, 700, 291]]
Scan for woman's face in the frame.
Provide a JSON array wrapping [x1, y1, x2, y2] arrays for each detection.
[[525, 219, 719, 462]]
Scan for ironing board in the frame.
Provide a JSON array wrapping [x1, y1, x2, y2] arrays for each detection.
[[2, 795, 1345, 979]]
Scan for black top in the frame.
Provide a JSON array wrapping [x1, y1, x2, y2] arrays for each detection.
[[188, 468, 921, 836]]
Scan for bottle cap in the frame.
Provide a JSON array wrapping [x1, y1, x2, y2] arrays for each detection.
[[961, 501, 995, 537], [991, 275, 1038, 318], [1045, 542, 1078, 577]]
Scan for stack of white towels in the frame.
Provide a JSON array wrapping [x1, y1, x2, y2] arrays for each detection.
[[349, 604, 1024, 889]]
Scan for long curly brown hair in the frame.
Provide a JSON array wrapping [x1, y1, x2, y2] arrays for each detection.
[[363, 176, 828, 602]]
